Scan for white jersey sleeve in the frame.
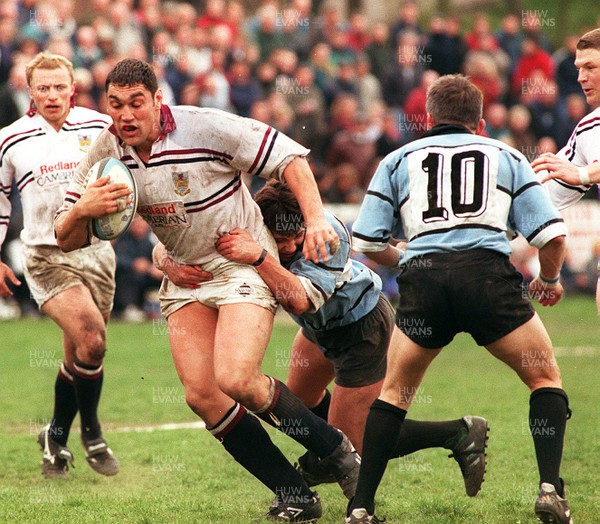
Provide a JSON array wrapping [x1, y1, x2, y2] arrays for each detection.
[[0, 147, 14, 248], [220, 112, 310, 180], [545, 107, 600, 209]]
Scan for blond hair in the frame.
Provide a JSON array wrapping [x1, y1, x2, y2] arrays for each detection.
[[25, 51, 74, 87]]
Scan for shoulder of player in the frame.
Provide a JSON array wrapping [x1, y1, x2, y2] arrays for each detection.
[[63, 107, 112, 128], [0, 114, 46, 157], [84, 127, 123, 163], [170, 105, 244, 128], [572, 107, 600, 134], [402, 134, 526, 163]]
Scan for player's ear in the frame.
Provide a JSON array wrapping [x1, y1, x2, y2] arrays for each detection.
[[154, 89, 163, 109], [426, 113, 435, 130], [475, 118, 486, 136]]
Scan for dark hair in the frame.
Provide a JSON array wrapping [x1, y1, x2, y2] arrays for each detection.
[[577, 28, 600, 51], [426, 74, 483, 129], [105, 58, 158, 95], [254, 181, 305, 236]]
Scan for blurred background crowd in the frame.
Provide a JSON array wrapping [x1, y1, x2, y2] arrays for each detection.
[[1, 0, 599, 319]]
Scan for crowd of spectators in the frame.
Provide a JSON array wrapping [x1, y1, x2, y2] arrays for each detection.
[[1, 0, 599, 317]]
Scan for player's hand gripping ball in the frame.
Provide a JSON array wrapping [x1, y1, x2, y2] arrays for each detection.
[[85, 157, 138, 240]]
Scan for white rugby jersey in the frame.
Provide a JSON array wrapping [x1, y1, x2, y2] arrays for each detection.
[[545, 106, 600, 209], [0, 107, 111, 248], [56, 105, 310, 265]]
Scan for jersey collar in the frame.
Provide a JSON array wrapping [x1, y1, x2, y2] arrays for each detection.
[[159, 104, 176, 137], [422, 123, 474, 138]]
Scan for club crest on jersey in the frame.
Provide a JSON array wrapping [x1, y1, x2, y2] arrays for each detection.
[[78, 133, 92, 152], [172, 171, 191, 196]]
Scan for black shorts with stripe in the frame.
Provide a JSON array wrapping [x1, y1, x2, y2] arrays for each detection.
[[395, 249, 535, 349]]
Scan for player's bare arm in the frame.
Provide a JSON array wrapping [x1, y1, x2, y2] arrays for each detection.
[[528, 235, 566, 307], [282, 156, 338, 264], [532, 153, 600, 185], [55, 176, 131, 252], [217, 228, 311, 315], [361, 244, 405, 269], [0, 261, 21, 298], [152, 243, 212, 289]]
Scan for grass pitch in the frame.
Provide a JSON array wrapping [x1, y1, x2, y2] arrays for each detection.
[[0, 296, 598, 523]]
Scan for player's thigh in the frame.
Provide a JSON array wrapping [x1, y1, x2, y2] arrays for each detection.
[[485, 313, 562, 390], [166, 302, 235, 421], [286, 330, 335, 407], [167, 301, 218, 389], [42, 285, 107, 354], [380, 326, 442, 408], [213, 303, 274, 381]]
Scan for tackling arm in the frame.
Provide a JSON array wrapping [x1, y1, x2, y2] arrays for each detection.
[[216, 228, 312, 315], [152, 243, 212, 289]]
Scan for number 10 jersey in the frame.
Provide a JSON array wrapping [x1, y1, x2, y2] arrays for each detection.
[[352, 124, 568, 262]]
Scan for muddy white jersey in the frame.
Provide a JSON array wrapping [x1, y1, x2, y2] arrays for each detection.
[[545, 106, 600, 209], [0, 107, 111, 248], [56, 105, 310, 265]]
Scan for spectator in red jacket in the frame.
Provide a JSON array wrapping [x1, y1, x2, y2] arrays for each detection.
[[511, 35, 554, 102], [403, 69, 439, 139]]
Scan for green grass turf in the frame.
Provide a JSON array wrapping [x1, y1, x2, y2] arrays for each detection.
[[0, 296, 598, 523]]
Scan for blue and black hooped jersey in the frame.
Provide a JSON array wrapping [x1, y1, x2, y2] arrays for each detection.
[[352, 124, 568, 262], [284, 210, 382, 332]]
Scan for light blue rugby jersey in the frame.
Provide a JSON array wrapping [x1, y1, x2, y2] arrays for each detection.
[[284, 211, 382, 332], [352, 125, 568, 262]]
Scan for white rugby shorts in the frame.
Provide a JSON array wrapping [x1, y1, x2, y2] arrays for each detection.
[[21, 242, 116, 312], [159, 225, 279, 317]]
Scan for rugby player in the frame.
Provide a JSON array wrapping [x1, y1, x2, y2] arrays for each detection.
[[0, 52, 118, 478], [54, 58, 356, 522], [531, 28, 600, 313], [531, 28, 600, 205], [346, 75, 573, 524], [215, 179, 489, 497]]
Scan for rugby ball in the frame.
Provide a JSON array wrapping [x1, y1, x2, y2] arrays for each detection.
[[85, 157, 137, 240]]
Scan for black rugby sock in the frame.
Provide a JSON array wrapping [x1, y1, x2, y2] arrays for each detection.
[[72, 360, 104, 440], [529, 387, 570, 495], [255, 378, 342, 458], [309, 389, 331, 421], [350, 399, 406, 515], [210, 403, 313, 502], [393, 418, 466, 457], [49, 363, 79, 447]]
